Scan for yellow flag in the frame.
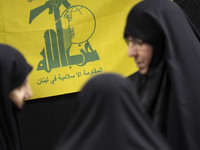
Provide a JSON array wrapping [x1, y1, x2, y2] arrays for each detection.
[[0, 0, 140, 99]]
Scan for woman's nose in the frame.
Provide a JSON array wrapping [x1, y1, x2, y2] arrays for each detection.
[[128, 43, 138, 57]]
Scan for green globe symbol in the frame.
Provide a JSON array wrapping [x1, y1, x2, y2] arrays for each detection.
[[63, 5, 96, 44]]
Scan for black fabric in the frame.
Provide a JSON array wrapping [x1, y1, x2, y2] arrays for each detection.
[[54, 74, 171, 150], [125, 0, 200, 150], [0, 44, 32, 150], [128, 61, 170, 135], [175, 0, 200, 32]]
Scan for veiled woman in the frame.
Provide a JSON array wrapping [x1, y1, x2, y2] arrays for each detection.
[[125, 0, 200, 149], [54, 74, 171, 150], [0, 44, 32, 150]]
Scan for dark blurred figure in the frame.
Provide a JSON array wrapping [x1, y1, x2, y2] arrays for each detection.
[[54, 74, 171, 150], [0, 44, 32, 150]]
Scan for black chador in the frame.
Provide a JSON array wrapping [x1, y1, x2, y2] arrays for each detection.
[[125, 0, 200, 149], [54, 74, 171, 150], [0, 45, 32, 150]]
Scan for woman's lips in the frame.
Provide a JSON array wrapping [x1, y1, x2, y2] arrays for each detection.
[[136, 62, 142, 68]]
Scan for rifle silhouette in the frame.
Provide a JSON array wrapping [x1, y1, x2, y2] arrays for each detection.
[[29, 0, 71, 24], [29, 1, 52, 24]]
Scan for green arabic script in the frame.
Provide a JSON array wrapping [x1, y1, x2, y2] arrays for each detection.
[[29, 0, 100, 73]]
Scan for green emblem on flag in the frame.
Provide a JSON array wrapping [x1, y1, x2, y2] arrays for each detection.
[[29, 0, 100, 73]]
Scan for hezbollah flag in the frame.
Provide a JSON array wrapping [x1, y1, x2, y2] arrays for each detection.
[[0, 0, 140, 99]]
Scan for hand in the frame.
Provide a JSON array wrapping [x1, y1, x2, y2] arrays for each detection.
[[50, 0, 62, 8]]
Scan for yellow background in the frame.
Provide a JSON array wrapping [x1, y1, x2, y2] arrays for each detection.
[[0, 0, 141, 99]]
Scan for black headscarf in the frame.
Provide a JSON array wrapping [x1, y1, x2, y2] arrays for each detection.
[[125, 0, 200, 149], [0, 44, 32, 150], [54, 74, 171, 150]]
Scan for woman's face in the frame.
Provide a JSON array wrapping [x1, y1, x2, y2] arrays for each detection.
[[9, 78, 32, 109], [126, 36, 153, 74]]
